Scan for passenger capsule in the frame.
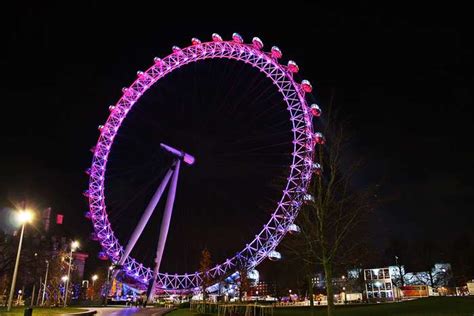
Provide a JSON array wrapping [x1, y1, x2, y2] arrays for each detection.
[[108, 105, 116, 112], [153, 57, 162, 65], [301, 80, 313, 93], [313, 132, 325, 145], [232, 33, 244, 43], [287, 60, 299, 73], [191, 37, 201, 45], [97, 251, 109, 260], [84, 211, 92, 219], [313, 162, 322, 175], [268, 251, 282, 261], [288, 224, 301, 234], [304, 194, 315, 202], [85, 168, 91, 175], [252, 37, 264, 49], [82, 190, 90, 198], [271, 46, 282, 59], [98, 125, 104, 131], [172, 46, 181, 53], [212, 33, 223, 41], [310, 104, 322, 117], [90, 233, 99, 241]]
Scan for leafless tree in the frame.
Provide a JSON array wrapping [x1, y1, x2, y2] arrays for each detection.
[[236, 258, 251, 302], [198, 248, 212, 311], [285, 105, 376, 316]]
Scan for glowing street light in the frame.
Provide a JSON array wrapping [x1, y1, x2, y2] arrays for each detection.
[[92, 274, 98, 286], [64, 240, 79, 307], [17, 210, 34, 224], [61, 276, 69, 282], [7, 209, 34, 311]]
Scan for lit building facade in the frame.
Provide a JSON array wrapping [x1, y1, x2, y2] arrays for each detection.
[[364, 267, 397, 301]]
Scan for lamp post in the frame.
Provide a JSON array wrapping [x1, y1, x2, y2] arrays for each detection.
[[41, 260, 49, 306], [92, 275, 98, 287], [61, 276, 68, 304], [7, 209, 34, 312], [64, 240, 79, 307], [104, 265, 114, 306], [91, 275, 98, 300]]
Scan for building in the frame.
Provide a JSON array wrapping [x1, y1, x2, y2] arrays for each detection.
[[364, 267, 400, 301], [250, 281, 273, 296]]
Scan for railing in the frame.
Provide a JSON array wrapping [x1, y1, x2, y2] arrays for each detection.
[[218, 304, 274, 316]]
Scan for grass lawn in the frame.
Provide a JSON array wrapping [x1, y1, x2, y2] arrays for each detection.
[[0, 306, 84, 315], [168, 297, 474, 316]]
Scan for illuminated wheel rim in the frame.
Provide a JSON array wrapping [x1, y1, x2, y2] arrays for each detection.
[[87, 33, 318, 291]]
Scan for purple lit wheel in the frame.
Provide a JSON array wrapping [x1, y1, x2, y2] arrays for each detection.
[[87, 33, 320, 291]]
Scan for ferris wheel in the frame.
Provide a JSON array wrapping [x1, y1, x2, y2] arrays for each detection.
[[84, 33, 323, 295]]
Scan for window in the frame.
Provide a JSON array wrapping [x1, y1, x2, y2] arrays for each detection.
[[365, 270, 372, 280]]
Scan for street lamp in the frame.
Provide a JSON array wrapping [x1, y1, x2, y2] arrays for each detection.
[[91, 275, 99, 301], [64, 240, 79, 307], [7, 209, 34, 311], [41, 260, 49, 306], [92, 275, 98, 287], [104, 265, 114, 306]]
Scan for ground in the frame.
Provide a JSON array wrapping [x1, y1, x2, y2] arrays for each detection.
[[0, 307, 83, 315], [169, 297, 474, 316], [2, 298, 473, 316], [0, 306, 171, 316]]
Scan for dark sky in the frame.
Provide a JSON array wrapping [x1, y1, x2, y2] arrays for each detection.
[[1, 3, 473, 277]]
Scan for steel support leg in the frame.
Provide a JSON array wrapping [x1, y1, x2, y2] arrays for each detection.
[[115, 165, 175, 275], [148, 159, 181, 303]]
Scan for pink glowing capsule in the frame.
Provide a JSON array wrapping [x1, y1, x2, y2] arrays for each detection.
[[271, 46, 282, 59], [287, 60, 299, 73], [232, 33, 243, 43], [301, 80, 313, 93], [252, 37, 264, 49], [310, 104, 321, 117], [212, 33, 223, 41]]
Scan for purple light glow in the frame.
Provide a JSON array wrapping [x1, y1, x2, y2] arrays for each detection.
[[87, 33, 317, 292]]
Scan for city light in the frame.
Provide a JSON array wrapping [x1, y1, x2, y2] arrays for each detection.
[[7, 208, 35, 311], [64, 240, 80, 307], [61, 276, 69, 282], [71, 240, 80, 251], [16, 209, 34, 224]]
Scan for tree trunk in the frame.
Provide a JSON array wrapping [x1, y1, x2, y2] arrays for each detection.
[[308, 274, 315, 316], [323, 260, 334, 316]]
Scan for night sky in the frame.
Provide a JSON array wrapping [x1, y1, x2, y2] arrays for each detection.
[[1, 3, 473, 277]]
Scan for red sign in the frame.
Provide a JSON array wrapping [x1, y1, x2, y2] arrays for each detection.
[[56, 214, 64, 224]]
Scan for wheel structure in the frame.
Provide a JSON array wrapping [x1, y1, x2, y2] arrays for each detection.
[[85, 33, 323, 292]]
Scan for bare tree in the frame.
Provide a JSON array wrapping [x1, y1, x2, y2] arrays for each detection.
[[43, 251, 68, 306], [236, 259, 250, 302], [198, 248, 212, 311], [286, 105, 375, 316]]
